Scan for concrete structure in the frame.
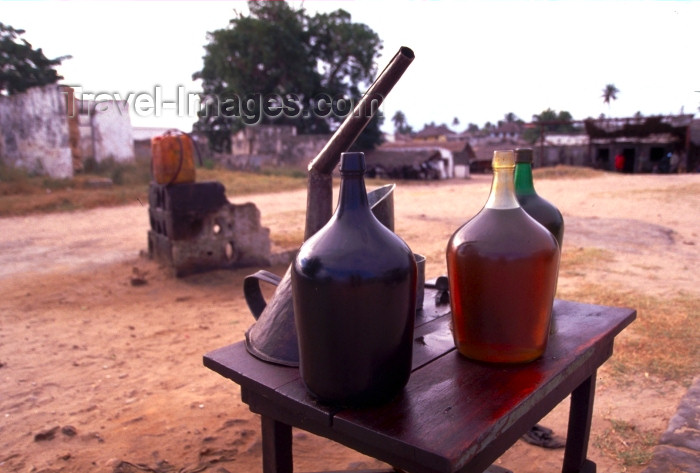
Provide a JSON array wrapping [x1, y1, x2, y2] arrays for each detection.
[[642, 376, 700, 473], [76, 98, 134, 164], [413, 123, 456, 142], [0, 85, 134, 178], [584, 115, 694, 173], [147, 181, 272, 277], [364, 147, 455, 180], [539, 134, 590, 167], [0, 84, 74, 178], [229, 125, 330, 169]]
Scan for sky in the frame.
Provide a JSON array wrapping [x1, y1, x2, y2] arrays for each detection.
[[2, 0, 699, 133]]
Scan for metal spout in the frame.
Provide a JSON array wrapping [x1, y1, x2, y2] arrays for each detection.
[[304, 46, 414, 240], [244, 47, 414, 366]]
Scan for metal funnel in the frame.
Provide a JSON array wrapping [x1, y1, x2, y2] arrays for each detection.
[[367, 183, 395, 231], [243, 185, 396, 366]]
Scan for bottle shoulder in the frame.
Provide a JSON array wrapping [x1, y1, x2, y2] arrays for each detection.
[[447, 207, 557, 252], [516, 193, 564, 221], [295, 211, 414, 278]]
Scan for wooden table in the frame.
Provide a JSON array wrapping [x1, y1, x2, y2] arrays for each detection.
[[204, 288, 635, 473]]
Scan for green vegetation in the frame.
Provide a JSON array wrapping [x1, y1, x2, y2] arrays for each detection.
[[558, 282, 699, 385], [194, 0, 384, 152], [0, 158, 306, 217], [594, 418, 657, 467], [0, 22, 70, 95], [558, 243, 699, 386], [522, 108, 579, 144]]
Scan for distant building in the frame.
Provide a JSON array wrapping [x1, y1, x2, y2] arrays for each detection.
[[376, 138, 475, 179], [455, 122, 525, 147], [452, 143, 476, 178], [689, 119, 700, 172], [364, 147, 454, 180], [413, 124, 456, 142], [584, 115, 694, 173], [227, 125, 329, 169], [75, 97, 134, 165]]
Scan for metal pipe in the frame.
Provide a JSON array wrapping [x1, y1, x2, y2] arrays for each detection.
[[304, 46, 415, 240]]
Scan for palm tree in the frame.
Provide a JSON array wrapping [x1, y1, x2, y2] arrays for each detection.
[[602, 84, 619, 108], [392, 110, 407, 133]]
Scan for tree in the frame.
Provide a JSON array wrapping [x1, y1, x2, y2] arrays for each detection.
[[392, 110, 412, 135], [0, 22, 70, 95], [522, 108, 575, 143], [452, 116, 460, 127], [504, 112, 519, 123], [602, 83, 619, 109], [392, 110, 406, 131], [193, 1, 384, 152]]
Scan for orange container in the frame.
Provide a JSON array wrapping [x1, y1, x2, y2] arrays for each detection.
[[151, 132, 196, 185]]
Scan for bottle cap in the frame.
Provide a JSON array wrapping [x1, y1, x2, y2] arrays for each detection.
[[340, 152, 366, 173], [515, 148, 534, 164], [492, 150, 515, 169]]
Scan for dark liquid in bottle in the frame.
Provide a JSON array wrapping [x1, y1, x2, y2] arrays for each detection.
[[517, 193, 564, 249], [446, 208, 559, 363], [293, 267, 414, 406], [292, 152, 416, 406]]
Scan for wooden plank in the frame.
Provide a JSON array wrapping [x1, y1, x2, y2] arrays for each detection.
[[562, 375, 597, 473], [204, 342, 299, 393], [261, 416, 293, 473], [205, 344, 340, 429], [205, 300, 635, 473], [415, 286, 452, 328], [246, 316, 457, 431], [331, 303, 635, 473], [411, 316, 455, 371], [251, 379, 342, 430]]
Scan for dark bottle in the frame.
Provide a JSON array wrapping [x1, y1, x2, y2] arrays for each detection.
[[292, 152, 417, 406], [514, 148, 564, 249], [446, 150, 559, 363]]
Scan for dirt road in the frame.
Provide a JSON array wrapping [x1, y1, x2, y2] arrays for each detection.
[[1, 172, 697, 472]]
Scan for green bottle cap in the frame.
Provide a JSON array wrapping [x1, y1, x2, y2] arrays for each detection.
[[515, 148, 534, 164]]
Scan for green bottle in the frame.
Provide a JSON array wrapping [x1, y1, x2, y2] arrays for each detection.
[[514, 148, 564, 249]]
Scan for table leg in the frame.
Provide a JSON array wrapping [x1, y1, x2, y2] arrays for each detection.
[[562, 373, 597, 473], [261, 415, 293, 473]]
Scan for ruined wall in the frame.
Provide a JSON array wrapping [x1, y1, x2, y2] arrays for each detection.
[[92, 100, 134, 162], [78, 99, 134, 163], [0, 86, 134, 177], [230, 125, 330, 168], [232, 125, 297, 156], [0, 85, 73, 178], [538, 145, 590, 167], [280, 133, 330, 166]]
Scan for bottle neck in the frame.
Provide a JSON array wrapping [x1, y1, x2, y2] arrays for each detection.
[[336, 171, 370, 218], [485, 165, 520, 210], [514, 162, 536, 195]]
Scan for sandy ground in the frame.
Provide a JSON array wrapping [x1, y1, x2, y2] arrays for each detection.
[[0, 171, 698, 473]]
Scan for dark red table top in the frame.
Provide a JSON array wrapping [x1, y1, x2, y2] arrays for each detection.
[[204, 293, 635, 473]]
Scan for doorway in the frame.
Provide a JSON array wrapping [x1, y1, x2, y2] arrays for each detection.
[[596, 148, 610, 170], [623, 148, 636, 173]]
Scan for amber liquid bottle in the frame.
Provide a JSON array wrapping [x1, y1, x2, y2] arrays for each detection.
[[514, 148, 564, 249], [292, 152, 417, 406], [446, 150, 560, 363]]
